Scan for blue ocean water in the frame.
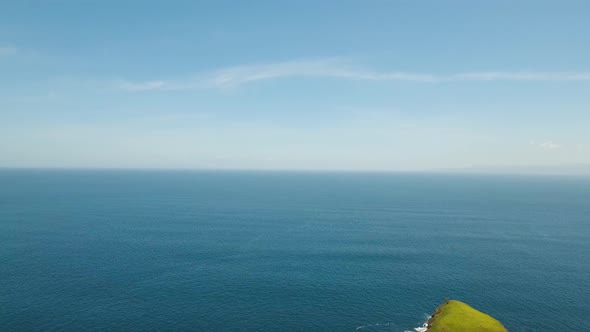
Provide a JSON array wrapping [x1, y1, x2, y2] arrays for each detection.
[[1, 170, 589, 331]]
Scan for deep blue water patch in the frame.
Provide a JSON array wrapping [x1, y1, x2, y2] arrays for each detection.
[[1, 170, 589, 331]]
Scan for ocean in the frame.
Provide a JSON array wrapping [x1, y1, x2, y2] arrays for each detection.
[[1, 170, 589, 331]]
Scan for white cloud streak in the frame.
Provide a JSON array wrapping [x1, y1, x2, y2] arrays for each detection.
[[452, 72, 590, 81], [117, 59, 590, 92]]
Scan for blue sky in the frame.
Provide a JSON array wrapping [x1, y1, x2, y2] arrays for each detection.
[[1, 0, 589, 171]]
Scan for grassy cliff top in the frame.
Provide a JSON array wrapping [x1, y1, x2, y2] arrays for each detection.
[[427, 300, 507, 332]]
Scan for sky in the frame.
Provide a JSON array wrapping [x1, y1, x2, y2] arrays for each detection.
[[1, 0, 590, 171]]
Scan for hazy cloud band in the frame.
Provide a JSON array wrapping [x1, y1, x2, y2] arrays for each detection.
[[118, 59, 590, 91]]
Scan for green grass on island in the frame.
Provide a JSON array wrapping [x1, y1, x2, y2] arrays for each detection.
[[427, 300, 507, 332]]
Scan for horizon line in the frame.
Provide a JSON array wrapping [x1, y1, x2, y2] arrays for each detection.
[[2, 165, 589, 176]]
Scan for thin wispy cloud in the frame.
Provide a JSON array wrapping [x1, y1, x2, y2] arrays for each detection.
[[532, 140, 562, 150], [118, 59, 590, 92], [208, 59, 438, 87], [0, 47, 17, 56], [118, 80, 168, 92], [452, 72, 590, 81]]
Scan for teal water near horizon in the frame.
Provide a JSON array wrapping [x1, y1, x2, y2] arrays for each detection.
[[1, 170, 589, 331]]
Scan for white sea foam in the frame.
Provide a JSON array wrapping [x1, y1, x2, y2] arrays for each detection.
[[356, 322, 396, 330], [404, 314, 431, 332], [358, 314, 431, 332]]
